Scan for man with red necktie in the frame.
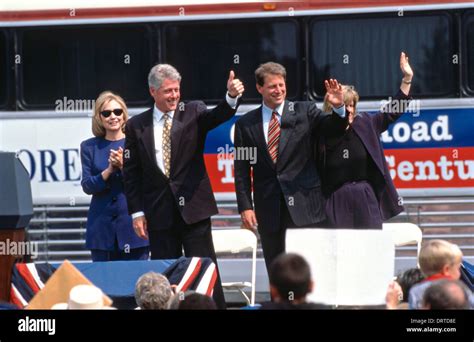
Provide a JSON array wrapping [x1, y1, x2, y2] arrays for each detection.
[[234, 62, 346, 270]]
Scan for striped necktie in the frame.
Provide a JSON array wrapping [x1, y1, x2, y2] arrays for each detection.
[[267, 111, 280, 163], [162, 112, 172, 177]]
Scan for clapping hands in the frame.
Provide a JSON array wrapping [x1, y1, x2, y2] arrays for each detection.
[[109, 147, 123, 170]]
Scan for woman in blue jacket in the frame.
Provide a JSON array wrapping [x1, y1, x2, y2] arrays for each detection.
[[80, 91, 149, 261]]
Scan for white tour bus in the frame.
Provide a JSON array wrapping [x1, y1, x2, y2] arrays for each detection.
[[1, 1, 473, 293]]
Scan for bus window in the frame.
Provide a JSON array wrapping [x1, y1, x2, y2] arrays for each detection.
[[19, 25, 153, 109], [0, 31, 8, 108], [464, 11, 474, 95], [309, 13, 455, 99], [164, 19, 301, 102]]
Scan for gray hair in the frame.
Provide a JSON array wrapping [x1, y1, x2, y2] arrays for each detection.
[[148, 64, 181, 89], [135, 272, 172, 310]]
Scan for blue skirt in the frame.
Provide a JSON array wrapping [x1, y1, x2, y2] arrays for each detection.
[[325, 180, 382, 229]]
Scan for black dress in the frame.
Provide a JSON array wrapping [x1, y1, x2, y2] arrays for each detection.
[[323, 125, 383, 229]]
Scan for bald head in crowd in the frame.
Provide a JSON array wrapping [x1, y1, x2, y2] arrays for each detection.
[[423, 280, 469, 310]]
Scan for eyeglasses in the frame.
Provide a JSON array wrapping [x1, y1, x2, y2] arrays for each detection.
[[100, 108, 123, 118]]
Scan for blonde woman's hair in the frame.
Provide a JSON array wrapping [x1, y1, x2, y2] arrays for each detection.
[[419, 240, 463, 276], [92, 91, 128, 137], [322, 85, 360, 113]]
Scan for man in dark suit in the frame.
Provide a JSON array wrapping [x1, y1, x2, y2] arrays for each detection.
[[234, 62, 345, 270], [123, 64, 244, 309]]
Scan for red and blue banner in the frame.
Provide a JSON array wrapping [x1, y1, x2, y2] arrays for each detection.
[[203, 107, 474, 194]]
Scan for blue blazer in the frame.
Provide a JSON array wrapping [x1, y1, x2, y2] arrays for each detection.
[[80, 137, 149, 251]]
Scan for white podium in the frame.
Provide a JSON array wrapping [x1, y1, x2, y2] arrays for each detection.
[[286, 229, 394, 306]]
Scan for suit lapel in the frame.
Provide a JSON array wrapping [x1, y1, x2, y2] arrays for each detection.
[[140, 109, 159, 169], [277, 101, 296, 160], [352, 117, 386, 175], [249, 106, 274, 168]]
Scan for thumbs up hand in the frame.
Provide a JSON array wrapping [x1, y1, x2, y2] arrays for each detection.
[[227, 70, 244, 98]]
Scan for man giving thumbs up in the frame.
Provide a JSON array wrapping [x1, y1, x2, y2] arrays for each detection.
[[123, 64, 244, 309]]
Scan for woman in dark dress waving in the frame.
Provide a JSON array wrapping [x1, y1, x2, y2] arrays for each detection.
[[319, 52, 414, 228]]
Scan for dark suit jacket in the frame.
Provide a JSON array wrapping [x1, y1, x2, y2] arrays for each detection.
[[234, 101, 346, 234], [318, 90, 411, 220], [123, 100, 238, 231]]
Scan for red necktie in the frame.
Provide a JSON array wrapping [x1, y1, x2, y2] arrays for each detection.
[[267, 111, 280, 163]]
